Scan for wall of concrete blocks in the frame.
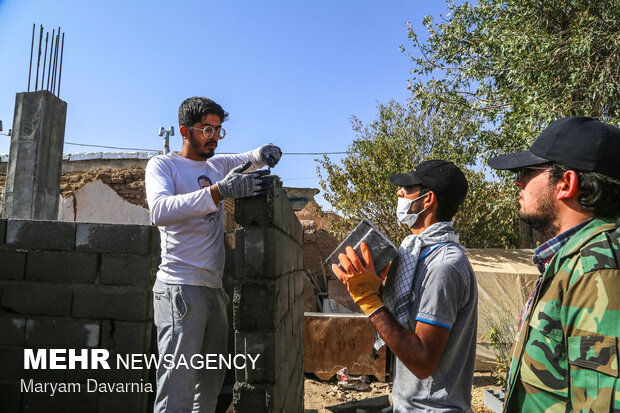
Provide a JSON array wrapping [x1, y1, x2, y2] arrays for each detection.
[[0, 218, 159, 413], [232, 180, 305, 413]]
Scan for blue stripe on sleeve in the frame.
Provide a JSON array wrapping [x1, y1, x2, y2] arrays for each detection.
[[415, 316, 452, 330]]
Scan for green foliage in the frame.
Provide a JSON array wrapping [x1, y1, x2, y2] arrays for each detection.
[[405, 0, 620, 157], [484, 308, 518, 386], [317, 101, 520, 248], [317, 0, 620, 248]]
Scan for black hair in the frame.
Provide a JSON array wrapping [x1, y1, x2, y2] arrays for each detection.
[[549, 163, 620, 218], [418, 186, 461, 221], [178, 97, 229, 127]]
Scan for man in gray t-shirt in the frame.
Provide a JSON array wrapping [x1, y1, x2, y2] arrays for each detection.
[[332, 160, 477, 412]]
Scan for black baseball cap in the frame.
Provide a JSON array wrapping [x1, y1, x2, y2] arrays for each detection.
[[389, 160, 468, 207], [488, 116, 620, 179]]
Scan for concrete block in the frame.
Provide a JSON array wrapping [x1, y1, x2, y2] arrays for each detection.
[[25, 251, 98, 283], [293, 293, 304, 332], [236, 228, 264, 279], [11, 346, 69, 382], [297, 242, 304, 270], [286, 273, 295, 312], [276, 276, 289, 327], [284, 309, 293, 354], [0, 347, 30, 381], [234, 193, 271, 228], [76, 222, 151, 255], [0, 314, 26, 346], [100, 254, 155, 287], [233, 282, 276, 331], [294, 271, 305, 299], [22, 391, 97, 413], [150, 226, 161, 254], [65, 354, 148, 383], [234, 331, 276, 383], [0, 249, 27, 280], [1, 282, 72, 316], [6, 219, 75, 251], [72, 285, 151, 321], [232, 382, 270, 413], [275, 314, 286, 371], [0, 382, 21, 413], [282, 198, 303, 246], [101, 320, 152, 354], [25, 318, 100, 348], [0, 218, 6, 246], [98, 391, 149, 413]]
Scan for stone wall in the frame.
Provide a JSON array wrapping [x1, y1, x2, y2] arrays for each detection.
[[0, 219, 159, 413], [232, 180, 305, 413]]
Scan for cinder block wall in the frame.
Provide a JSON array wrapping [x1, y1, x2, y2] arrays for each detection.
[[0, 219, 158, 413], [232, 180, 305, 413]]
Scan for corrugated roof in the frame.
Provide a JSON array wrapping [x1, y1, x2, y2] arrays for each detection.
[[0, 151, 161, 163]]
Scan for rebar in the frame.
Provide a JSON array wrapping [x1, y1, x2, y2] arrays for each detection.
[[27, 24, 35, 91]]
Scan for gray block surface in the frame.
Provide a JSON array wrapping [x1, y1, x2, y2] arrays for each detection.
[[25, 318, 101, 348], [100, 254, 155, 286], [6, 219, 76, 251], [0, 250, 27, 280], [324, 219, 397, 275], [25, 250, 98, 283], [76, 222, 151, 254], [72, 285, 151, 321], [1, 282, 72, 316]]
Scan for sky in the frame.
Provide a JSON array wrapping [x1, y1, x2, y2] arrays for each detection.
[[0, 0, 449, 209]]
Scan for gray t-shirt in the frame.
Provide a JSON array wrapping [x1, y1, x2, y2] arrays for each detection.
[[391, 242, 477, 413]]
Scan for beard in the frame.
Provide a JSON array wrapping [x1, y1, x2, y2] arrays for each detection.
[[189, 133, 216, 159], [519, 186, 559, 239]]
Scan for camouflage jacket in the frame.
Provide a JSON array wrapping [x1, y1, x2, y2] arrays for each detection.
[[504, 218, 620, 412]]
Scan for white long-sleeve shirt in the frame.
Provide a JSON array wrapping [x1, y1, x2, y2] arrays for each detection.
[[145, 149, 264, 287]]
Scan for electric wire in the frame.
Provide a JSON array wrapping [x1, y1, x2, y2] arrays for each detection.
[[63, 141, 346, 155]]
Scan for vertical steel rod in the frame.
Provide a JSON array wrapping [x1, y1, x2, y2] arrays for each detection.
[[35, 25, 43, 91], [46, 29, 55, 91], [58, 33, 65, 97], [51, 30, 59, 93], [41, 31, 48, 90], [28, 24, 35, 92]]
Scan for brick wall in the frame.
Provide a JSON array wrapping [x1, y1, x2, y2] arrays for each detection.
[[0, 219, 159, 413], [232, 179, 305, 413]]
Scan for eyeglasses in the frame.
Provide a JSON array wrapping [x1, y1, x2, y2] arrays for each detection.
[[189, 125, 226, 140], [514, 166, 550, 183]]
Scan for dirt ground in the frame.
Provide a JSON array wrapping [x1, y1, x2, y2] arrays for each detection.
[[304, 372, 499, 412]]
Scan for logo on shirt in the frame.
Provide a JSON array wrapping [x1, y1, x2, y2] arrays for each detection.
[[197, 175, 219, 222]]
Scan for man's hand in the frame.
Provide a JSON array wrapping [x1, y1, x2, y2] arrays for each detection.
[[331, 242, 388, 316], [259, 144, 282, 167], [216, 161, 274, 199]]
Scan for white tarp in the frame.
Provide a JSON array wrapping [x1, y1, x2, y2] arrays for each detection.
[[466, 248, 539, 371]]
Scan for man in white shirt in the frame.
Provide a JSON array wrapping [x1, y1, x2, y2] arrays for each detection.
[[145, 97, 282, 413]]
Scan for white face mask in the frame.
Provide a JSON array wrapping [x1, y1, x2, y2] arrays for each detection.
[[397, 193, 429, 227]]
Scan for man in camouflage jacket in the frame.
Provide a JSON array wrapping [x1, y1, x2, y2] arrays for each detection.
[[488, 117, 620, 412]]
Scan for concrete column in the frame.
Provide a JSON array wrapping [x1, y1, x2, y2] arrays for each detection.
[[3, 90, 67, 219]]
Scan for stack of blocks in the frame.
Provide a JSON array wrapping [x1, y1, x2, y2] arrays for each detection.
[[232, 179, 305, 413], [0, 219, 159, 413]]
